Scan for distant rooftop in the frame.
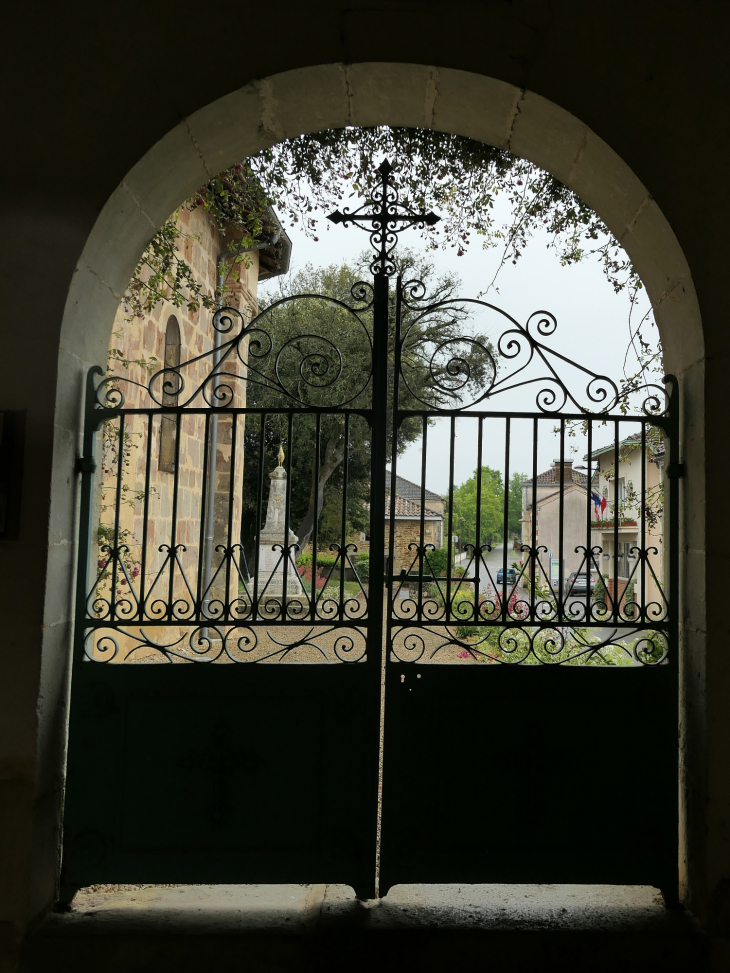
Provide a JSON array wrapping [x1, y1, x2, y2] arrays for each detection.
[[584, 431, 665, 461], [385, 470, 445, 503], [520, 460, 589, 489], [385, 496, 443, 519]]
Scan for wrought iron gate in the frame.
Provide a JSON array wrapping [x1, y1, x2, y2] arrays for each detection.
[[63, 162, 678, 899]]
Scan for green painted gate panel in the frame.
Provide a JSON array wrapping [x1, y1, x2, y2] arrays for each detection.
[[64, 664, 380, 897], [379, 664, 677, 895]]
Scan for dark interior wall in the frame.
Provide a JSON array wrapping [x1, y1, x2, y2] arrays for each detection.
[[0, 1, 725, 965]]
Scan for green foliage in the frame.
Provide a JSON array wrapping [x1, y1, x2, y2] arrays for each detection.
[[507, 472, 526, 539], [253, 127, 643, 304], [623, 578, 637, 618], [424, 547, 449, 577], [123, 162, 275, 321], [353, 552, 370, 581], [296, 550, 338, 569], [451, 465, 505, 546], [315, 487, 366, 549]]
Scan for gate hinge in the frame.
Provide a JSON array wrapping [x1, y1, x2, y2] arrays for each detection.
[[75, 456, 97, 474], [667, 462, 685, 479]]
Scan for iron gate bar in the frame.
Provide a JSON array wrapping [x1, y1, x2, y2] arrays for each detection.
[[558, 416, 565, 618], [447, 415, 456, 625], [140, 411, 154, 623], [502, 417, 510, 621], [474, 416, 483, 608], [584, 418, 593, 622], [641, 421, 647, 613], [613, 419, 620, 623], [251, 412, 266, 619], [310, 412, 322, 623], [530, 415, 538, 621], [418, 414, 428, 611], [169, 411, 182, 620], [194, 411, 211, 620], [282, 411, 293, 614]]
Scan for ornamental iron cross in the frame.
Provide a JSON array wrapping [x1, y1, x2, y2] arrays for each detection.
[[327, 160, 440, 276]]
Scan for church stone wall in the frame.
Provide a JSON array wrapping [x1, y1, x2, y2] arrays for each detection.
[[92, 206, 259, 659]]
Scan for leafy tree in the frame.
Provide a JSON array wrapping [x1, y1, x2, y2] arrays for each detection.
[[451, 466, 505, 548], [254, 127, 643, 304], [507, 471, 526, 540], [240, 250, 495, 556]]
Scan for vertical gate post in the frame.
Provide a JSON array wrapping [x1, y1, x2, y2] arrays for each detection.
[[73, 365, 104, 663], [366, 270, 390, 898], [368, 270, 390, 640], [665, 372, 682, 903]]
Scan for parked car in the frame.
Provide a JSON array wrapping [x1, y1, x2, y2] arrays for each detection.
[[566, 571, 597, 595], [496, 567, 517, 585]]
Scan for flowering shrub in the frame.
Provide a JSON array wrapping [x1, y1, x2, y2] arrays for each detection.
[[297, 564, 326, 590]]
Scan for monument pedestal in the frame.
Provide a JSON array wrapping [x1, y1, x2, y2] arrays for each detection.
[[256, 448, 308, 617]]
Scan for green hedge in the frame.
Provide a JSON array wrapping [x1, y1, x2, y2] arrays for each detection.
[[298, 549, 370, 577], [297, 550, 338, 570]]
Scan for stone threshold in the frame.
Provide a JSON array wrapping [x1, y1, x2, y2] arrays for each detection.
[[21, 884, 710, 972]]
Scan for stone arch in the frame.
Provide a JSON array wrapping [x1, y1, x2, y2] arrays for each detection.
[[52, 63, 704, 906], [60, 64, 703, 376]]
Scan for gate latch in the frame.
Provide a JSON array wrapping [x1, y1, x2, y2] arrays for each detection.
[[666, 462, 685, 479]]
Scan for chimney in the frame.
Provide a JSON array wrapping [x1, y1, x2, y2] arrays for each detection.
[[553, 458, 573, 483]]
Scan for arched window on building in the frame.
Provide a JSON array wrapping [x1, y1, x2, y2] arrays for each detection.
[[159, 315, 180, 472]]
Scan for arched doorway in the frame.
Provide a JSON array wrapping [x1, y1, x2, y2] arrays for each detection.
[[53, 64, 703, 904]]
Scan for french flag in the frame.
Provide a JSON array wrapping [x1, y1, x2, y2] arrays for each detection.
[[592, 490, 607, 518]]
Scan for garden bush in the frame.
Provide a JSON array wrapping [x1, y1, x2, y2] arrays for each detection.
[[297, 550, 338, 570], [424, 546, 449, 577]]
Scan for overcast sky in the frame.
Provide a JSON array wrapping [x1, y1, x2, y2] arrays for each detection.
[[258, 183, 658, 497]]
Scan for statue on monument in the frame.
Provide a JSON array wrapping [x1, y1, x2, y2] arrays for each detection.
[[257, 444, 307, 611]]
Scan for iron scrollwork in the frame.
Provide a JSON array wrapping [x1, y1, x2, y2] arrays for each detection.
[[389, 541, 668, 629], [89, 539, 369, 628], [95, 286, 375, 413], [398, 296, 669, 416], [390, 624, 667, 667], [79, 157, 675, 672], [86, 623, 368, 664]]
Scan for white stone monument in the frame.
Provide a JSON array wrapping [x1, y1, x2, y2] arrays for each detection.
[[257, 445, 307, 613]]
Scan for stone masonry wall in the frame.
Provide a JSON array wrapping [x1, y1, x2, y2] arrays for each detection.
[[91, 206, 259, 659], [385, 519, 441, 574]]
